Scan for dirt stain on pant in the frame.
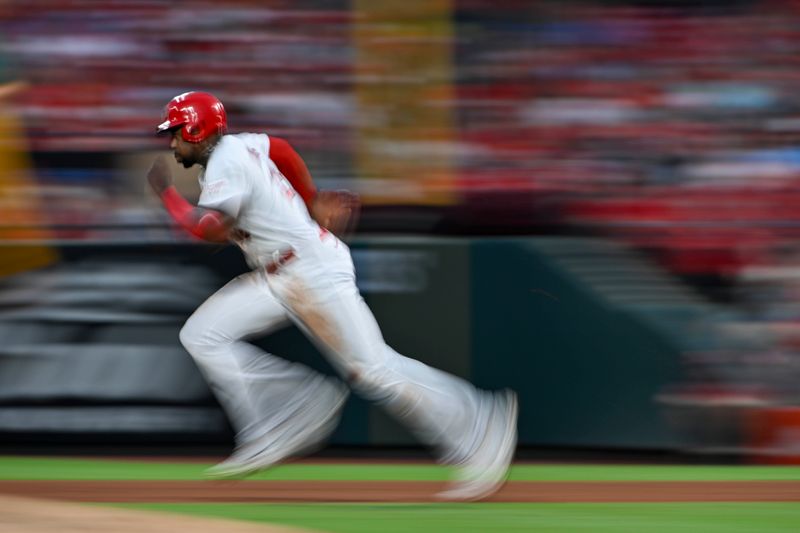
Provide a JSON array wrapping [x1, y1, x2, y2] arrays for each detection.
[[281, 277, 343, 356]]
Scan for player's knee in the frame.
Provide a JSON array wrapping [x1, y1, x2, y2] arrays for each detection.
[[178, 321, 201, 353], [345, 363, 392, 400], [179, 315, 222, 354]]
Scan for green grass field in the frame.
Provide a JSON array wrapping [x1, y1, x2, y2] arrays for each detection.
[[1, 456, 799, 532], [119, 502, 800, 533]]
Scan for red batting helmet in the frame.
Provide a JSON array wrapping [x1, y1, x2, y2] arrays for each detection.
[[156, 91, 227, 143]]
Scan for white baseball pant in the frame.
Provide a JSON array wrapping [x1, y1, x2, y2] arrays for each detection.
[[179, 236, 489, 464]]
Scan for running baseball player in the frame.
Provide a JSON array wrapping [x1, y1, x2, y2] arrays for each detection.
[[147, 91, 518, 501]]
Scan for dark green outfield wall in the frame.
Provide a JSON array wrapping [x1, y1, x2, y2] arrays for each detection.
[[0, 237, 688, 450], [355, 238, 685, 449], [469, 240, 683, 448]]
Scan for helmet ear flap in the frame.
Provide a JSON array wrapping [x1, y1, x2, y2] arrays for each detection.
[[183, 123, 201, 141]]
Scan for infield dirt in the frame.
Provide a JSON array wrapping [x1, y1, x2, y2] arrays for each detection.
[[1, 479, 799, 503], [0, 495, 321, 533]]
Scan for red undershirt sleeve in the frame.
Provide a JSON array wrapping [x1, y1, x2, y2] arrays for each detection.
[[159, 186, 229, 242], [268, 136, 317, 210]]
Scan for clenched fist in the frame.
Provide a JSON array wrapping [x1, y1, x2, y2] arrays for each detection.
[[147, 155, 174, 195], [311, 190, 360, 238]]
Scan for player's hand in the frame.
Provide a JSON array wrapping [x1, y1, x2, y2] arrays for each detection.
[[147, 155, 174, 195], [311, 189, 360, 238]]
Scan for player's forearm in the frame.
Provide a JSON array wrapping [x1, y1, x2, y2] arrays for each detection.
[[159, 186, 232, 242], [269, 137, 317, 209]]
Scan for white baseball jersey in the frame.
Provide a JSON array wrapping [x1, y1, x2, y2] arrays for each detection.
[[197, 133, 321, 268]]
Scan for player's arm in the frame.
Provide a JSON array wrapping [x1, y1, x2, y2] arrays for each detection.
[[147, 156, 233, 243], [269, 136, 359, 236], [268, 136, 317, 210]]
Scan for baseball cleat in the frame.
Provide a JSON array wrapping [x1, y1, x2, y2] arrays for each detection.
[[204, 436, 280, 480], [436, 389, 518, 502], [205, 381, 350, 480]]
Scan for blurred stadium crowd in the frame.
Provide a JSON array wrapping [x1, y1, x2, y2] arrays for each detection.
[[3, 1, 800, 432], [1, 2, 800, 270]]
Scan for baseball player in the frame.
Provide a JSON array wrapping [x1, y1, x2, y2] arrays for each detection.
[[147, 91, 518, 501]]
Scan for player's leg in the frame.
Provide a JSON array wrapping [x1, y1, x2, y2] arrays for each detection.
[[179, 269, 348, 477], [268, 254, 517, 500]]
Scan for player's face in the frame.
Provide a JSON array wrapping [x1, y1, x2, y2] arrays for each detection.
[[169, 129, 202, 168]]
